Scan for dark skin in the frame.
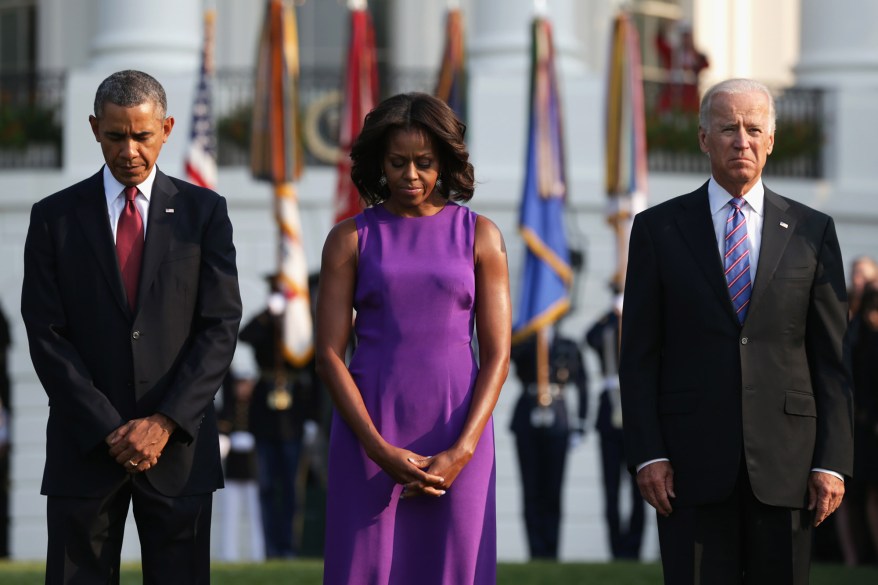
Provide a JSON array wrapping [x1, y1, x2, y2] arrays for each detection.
[[315, 128, 511, 499], [90, 99, 179, 474], [106, 414, 176, 473]]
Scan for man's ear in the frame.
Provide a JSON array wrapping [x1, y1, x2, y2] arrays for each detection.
[[89, 115, 100, 142], [698, 126, 709, 154], [162, 116, 175, 143]]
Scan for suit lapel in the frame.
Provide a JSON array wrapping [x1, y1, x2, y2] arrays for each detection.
[[137, 169, 178, 312], [674, 184, 739, 322], [749, 188, 795, 311], [74, 171, 130, 314]]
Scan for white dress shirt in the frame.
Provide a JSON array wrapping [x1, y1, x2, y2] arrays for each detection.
[[708, 176, 764, 285], [103, 164, 156, 242]]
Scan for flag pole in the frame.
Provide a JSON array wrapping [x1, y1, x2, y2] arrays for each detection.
[[604, 10, 647, 293], [334, 0, 378, 223], [435, 1, 466, 122], [183, 7, 217, 189], [251, 0, 313, 371], [513, 14, 571, 413]]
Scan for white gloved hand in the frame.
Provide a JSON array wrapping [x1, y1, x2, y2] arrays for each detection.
[[303, 420, 319, 445]]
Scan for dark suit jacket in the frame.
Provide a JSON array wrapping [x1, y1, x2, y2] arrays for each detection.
[[619, 181, 853, 509], [21, 167, 242, 498]]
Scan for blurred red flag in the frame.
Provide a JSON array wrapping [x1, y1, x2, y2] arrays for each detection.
[[334, 5, 379, 224]]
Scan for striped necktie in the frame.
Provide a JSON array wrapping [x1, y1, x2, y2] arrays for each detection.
[[724, 197, 752, 323], [116, 186, 144, 311]]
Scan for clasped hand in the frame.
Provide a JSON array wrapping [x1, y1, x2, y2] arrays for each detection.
[[106, 414, 175, 474], [373, 444, 473, 500]]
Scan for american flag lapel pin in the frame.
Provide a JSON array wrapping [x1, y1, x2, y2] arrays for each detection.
[[779, 221, 789, 229], [165, 208, 175, 214]]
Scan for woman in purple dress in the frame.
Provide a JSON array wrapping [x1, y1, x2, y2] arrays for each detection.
[[316, 93, 511, 584]]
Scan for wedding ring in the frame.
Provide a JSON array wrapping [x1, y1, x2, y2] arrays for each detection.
[[128, 459, 138, 467]]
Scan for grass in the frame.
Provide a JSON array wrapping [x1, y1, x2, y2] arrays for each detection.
[[0, 559, 876, 584]]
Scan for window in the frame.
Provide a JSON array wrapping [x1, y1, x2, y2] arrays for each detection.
[[0, 0, 36, 75]]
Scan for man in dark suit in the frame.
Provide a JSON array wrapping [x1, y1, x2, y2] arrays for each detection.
[[21, 70, 241, 584], [620, 78, 853, 583]]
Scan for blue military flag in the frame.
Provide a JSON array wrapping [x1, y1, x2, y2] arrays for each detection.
[[512, 15, 572, 344]]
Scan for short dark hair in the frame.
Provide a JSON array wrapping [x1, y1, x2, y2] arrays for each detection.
[[350, 92, 475, 206], [94, 70, 168, 119]]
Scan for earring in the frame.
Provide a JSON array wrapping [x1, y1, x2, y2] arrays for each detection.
[[436, 175, 443, 189], [378, 174, 387, 186]]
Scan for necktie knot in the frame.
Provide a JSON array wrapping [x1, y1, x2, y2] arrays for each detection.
[[729, 197, 745, 212], [124, 186, 138, 203]]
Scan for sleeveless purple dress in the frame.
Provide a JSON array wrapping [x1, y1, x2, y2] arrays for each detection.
[[323, 202, 497, 584]]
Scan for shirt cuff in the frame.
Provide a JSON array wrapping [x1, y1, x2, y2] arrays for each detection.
[[812, 468, 844, 482], [636, 458, 670, 473]]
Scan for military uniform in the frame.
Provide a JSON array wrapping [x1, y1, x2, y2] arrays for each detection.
[[239, 309, 322, 558], [510, 334, 587, 559], [586, 310, 645, 559]]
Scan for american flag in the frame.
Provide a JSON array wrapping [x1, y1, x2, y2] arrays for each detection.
[[185, 9, 218, 189]]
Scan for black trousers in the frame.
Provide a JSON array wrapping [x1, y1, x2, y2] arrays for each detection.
[[46, 474, 213, 585], [656, 462, 812, 585], [514, 426, 569, 559], [598, 424, 645, 559]]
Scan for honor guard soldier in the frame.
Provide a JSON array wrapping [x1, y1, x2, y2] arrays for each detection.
[[585, 292, 645, 559], [510, 331, 588, 559]]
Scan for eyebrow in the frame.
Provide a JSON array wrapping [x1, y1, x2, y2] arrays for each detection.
[[386, 151, 434, 158]]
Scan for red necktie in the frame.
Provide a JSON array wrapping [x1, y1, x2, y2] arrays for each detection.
[[116, 186, 144, 310]]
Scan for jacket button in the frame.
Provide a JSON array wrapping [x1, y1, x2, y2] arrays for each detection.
[[132, 331, 141, 340], [741, 337, 749, 345]]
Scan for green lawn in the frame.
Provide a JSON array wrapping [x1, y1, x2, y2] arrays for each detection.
[[0, 559, 876, 584]]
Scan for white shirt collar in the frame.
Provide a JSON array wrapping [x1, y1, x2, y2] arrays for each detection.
[[707, 177, 765, 217], [102, 164, 158, 205]]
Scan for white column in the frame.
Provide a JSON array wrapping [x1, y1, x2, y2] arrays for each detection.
[[796, 0, 878, 87], [89, 0, 201, 73], [469, 0, 588, 75], [64, 0, 203, 178], [387, 0, 446, 73], [795, 0, 878, 205], [468, 0, 532, 74], [467, 0, 599, 188]]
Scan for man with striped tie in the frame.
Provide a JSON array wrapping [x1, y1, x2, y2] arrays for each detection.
[[619, 78, 853, 584]]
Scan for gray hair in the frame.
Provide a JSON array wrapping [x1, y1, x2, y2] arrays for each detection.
[[699, 78, 776, 133], [93, 70, 167, 119]]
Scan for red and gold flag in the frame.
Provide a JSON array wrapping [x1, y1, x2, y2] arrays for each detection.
[[251, 0, 312, 366]]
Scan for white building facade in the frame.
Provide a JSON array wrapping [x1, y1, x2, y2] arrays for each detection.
[[1, 0, 877, 562]]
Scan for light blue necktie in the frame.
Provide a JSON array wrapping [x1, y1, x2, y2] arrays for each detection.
[[724, 198, 752, 323]]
